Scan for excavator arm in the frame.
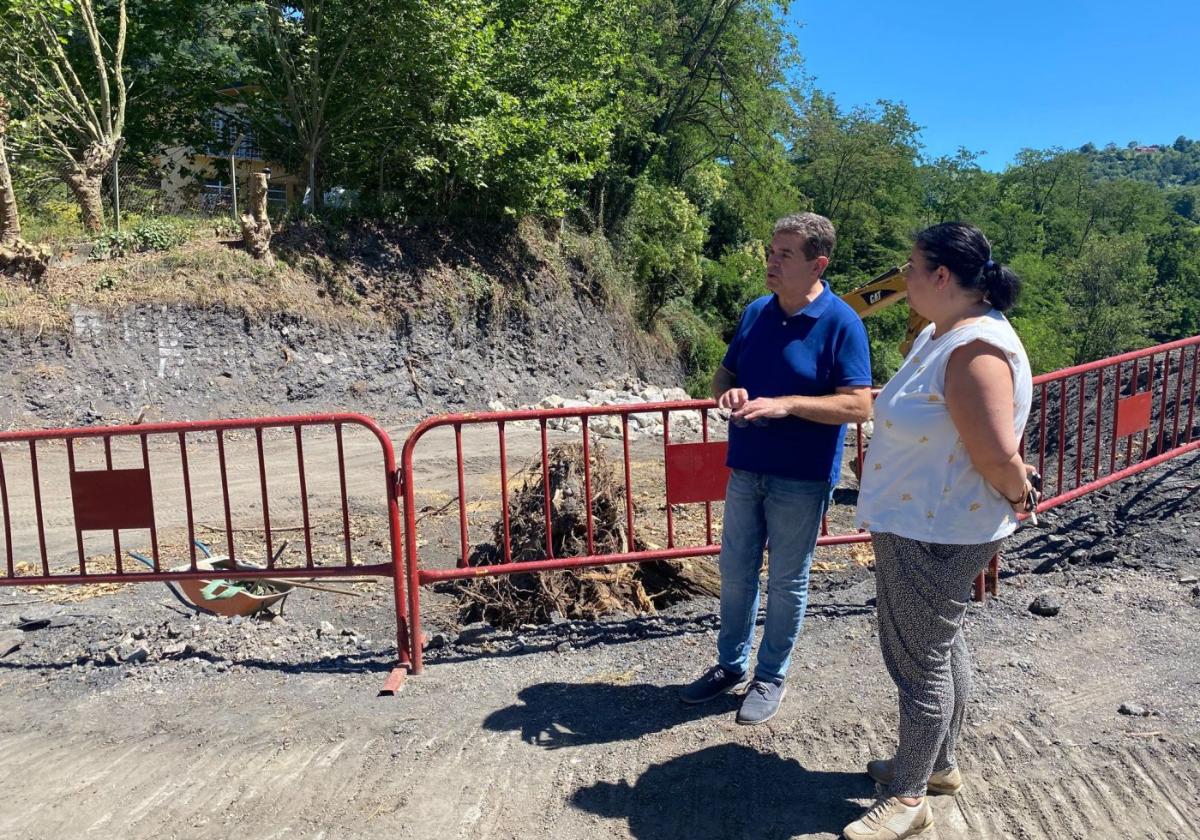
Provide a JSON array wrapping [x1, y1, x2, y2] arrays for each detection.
[[838, 262, 930, 356]]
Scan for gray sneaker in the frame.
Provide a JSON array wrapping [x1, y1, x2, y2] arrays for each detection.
[[678, 665, 748, 704], [737, 679, 786, 724]]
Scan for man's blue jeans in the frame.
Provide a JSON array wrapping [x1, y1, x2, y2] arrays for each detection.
[[716, 469, 832, 684]]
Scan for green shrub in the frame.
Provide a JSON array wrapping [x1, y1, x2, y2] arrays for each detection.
[[619, 181, 706, 326], [93, 272, 119, 292], [91, 218, 192, 260], [663, 303, 726, 397]]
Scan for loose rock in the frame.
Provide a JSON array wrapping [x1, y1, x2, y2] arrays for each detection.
[[1118, 702, 1150, 717], [1029, 594, 1061, 617], [0, 629, 23, 658]]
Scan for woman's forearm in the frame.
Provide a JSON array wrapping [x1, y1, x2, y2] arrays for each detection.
[[969, 449, 1028, 503]]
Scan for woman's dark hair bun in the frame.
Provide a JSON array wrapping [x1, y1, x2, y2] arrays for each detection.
[[981, 260, 1021, 312], [915, 222, 1022, 312]]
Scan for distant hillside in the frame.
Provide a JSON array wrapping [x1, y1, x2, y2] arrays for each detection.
[[1081, 137, 1200, 187]]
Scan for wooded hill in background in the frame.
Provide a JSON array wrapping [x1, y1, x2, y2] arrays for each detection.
[[3, 1, 1197, 392]]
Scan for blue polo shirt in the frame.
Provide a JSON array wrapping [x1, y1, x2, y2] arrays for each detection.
[[722, 282, 872, 483]]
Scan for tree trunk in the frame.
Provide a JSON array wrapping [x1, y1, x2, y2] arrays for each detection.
[[240, 172, 274, 267], [0, 140, 19, 247], [0, 95, 19, 245], [63, 142, 114, 234], [307, 153, 322, 212]]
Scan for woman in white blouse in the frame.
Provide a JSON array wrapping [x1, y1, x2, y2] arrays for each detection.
[[844, 223, 1037, 840]]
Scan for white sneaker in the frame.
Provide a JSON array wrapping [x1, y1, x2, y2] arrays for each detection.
[[843, 796, 932, 840]]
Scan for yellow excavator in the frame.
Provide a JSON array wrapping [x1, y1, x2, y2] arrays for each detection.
[[838, 263, 929, 355]]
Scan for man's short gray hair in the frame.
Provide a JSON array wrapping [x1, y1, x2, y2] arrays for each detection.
[[772, 212, 836, 260]]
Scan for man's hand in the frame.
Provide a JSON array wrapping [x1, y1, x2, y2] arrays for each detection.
[[733, 397, 791, 422], [717, 388, 750, 411]]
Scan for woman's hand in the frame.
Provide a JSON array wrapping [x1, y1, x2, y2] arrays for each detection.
[[1006, 464, 1042, 514]]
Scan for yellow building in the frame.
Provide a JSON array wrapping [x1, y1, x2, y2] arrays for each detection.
[[159, 86, 303, 213]]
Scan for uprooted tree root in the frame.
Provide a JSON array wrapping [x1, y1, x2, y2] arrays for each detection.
[[451, 442, 720, 628]]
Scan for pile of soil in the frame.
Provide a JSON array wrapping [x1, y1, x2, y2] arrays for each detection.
[[452, 442, 720, 628]]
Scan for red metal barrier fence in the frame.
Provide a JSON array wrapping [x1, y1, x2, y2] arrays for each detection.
[[397, 334, 1200, 672], [397, 400, 873, 673], [1, 337, 1197, 681], [1024, 335, 1200, 510], [0, 413, 411, 684]]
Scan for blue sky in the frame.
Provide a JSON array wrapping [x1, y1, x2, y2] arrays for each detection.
[[788, 1, 1200, 170]]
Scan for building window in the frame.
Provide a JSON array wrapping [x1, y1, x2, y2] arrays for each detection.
[[204, 111, 263, 160]]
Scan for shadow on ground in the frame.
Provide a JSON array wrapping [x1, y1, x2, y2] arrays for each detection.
[[571, 742, 865, 839], [483, 681, 740, 747]]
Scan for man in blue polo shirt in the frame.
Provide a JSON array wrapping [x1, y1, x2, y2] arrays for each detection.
[[679, 212, 873, 724]]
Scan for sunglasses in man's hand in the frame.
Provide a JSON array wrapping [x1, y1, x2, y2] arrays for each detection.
[[718, 409, 769, 428]]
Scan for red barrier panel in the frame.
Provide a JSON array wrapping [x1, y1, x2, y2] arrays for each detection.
[[0, 413, 411, 688], [3, 337, 1196, 681], [398, 335, 1200, 671], [1026, 335, 1200, 510], [397, 400, 874, 673]]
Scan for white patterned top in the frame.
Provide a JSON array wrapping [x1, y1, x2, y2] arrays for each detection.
[[856, 310, 1033, 544]]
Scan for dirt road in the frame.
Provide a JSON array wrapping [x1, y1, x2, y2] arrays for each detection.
[[0, 445, 1197, 839]]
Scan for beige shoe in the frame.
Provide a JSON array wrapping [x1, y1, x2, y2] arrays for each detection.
[[843, 796, 933, 840], [867, 758, 962, 795]]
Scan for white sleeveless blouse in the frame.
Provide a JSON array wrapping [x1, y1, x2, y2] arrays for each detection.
[[856, 311, 1033, 544]]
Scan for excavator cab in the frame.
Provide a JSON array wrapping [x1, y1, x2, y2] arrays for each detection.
[[838, 262, 929, 356]]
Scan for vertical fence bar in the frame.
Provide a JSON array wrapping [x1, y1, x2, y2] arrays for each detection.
[[1074, 374, 1086, 490], [1126, 359, 1138, 468], [1170, 348, 1186, 451], [623, 414, 635, 552], [581, 423, 595, 555], [855, 422, 866, 484], [702, 410, 713, 546], [104, 436, 122, 574], [178, 432, 197, 570], [334, 424, 353, 567], [1155, 352, 1171, 456], [1092, 370, 1104, 483], [540, 419, 554, 559], [29, 441, 49, 577], [256, 428, 274, 567], [1037, 382, 1048, 481], [498, 421, 512, 563], [140, 433, 160, 570], [1056, 382, 1066, 496], [217, 430, 236, 562], [1111, 362, 1122, 474], [452, 423, 467, 568], [1140, 355, 1154, 462], [66, 440, 87, 574], [295, 425, 314, 568], [0, 449, 12, 577], [1187, 346, 1199, 444], [662, 410, 674, 548]]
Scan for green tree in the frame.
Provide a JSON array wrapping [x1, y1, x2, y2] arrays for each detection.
[[1063, 234, 1157, 363], [620, 180, 706, 325], [595, 0, 796, 231], [1, 0, 128, 231], [918, 147, 992, 225], [791, 94, 922, 283], [239, 0, 394, 211], [326, 0, 628, 218]]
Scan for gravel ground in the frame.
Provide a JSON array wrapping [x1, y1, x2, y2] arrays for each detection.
[[0, 450, 1197, 839]]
